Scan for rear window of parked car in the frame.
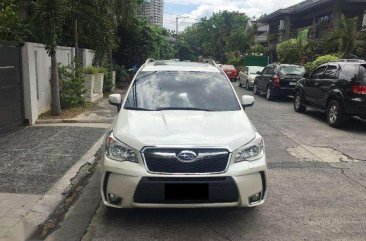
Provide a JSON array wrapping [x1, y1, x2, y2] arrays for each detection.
[[339, 64, 366, 83], [221, 65, 235, 70], [280, 66, 305, 76]]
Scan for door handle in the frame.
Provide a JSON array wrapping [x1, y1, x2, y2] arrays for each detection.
[[314, 83, 319, 86]]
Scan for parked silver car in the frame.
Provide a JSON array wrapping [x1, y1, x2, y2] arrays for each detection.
[[238, 66, 265, 90]]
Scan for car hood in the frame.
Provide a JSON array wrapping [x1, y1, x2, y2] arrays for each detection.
[[112, 110, 256, 152]]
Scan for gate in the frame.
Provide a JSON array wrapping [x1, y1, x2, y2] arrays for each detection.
[[0, 41, 23, 135]]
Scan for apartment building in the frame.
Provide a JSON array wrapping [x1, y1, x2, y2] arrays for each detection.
[[140, 0, 164, 26]]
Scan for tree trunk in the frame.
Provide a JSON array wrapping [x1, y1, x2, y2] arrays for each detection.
[[50, 53, 61, 116], [74, 18, 79, 63]]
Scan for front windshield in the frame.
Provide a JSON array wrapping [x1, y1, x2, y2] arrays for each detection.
[[249, 66, 264, 74], [124, 71, 241, 111], [280, 66, 306, 75]]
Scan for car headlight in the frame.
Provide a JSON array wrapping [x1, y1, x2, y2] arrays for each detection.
[[235, 133, 264, 162], [105, 133, 138, 163]]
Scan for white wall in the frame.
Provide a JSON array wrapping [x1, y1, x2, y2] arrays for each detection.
[[82, 49, 94, 67], [22, 42, 81, 125]]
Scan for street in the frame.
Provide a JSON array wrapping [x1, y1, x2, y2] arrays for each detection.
[[46, 85, 366, 241]]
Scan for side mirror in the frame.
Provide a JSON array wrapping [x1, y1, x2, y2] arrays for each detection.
[[303, 73, 310, 79], [241, 95, 255, 108], [256, 71, 261, 75], [109, 94, 122, 111]]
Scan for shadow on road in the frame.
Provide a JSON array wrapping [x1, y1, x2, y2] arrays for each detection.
[[103, 206, 259, 225]]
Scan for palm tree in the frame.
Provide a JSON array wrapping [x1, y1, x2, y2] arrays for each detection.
[[34, 0, 69, 116], [328, 15, 364, 58]]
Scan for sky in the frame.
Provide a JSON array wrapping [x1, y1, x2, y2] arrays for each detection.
[[163, 0, 304, 31]]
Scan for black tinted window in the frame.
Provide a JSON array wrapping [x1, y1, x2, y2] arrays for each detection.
[[311, 66, 327, 79], [124, 71, 241, 111], [323, 65, 339, 79], [339, 64, 361, 82], [358, 65, 366, 83], [280, 66, 305, 76]]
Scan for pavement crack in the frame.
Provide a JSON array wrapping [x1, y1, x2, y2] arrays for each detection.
[[337, 168, 366, 190], [205, 224, 233, 241]]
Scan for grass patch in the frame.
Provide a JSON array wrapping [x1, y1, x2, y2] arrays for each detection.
[[38, 102, 96, 119]]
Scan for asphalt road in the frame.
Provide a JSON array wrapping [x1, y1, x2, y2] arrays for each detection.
[[47, 84, 366, 241]]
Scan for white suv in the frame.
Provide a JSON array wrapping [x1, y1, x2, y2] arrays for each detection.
[[101, 59, 268, 208]]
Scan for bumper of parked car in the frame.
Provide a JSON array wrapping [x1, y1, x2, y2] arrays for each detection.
[[101, 154, 268, 208], [270, 86, 295, 97], [344, 98, 366, 118]]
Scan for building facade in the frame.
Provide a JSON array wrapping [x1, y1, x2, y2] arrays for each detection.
[[262, 0, 366, 55], [140, 0, 164, 26]]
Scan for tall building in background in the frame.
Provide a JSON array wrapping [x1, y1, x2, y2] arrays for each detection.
[[140, 0, 164, 26]]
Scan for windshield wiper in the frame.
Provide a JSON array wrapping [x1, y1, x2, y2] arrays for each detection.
[[124, 107, 153, 111], [156, 107, 212, 111]]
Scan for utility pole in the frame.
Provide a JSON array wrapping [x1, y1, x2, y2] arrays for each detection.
[[176, 17, 179, 36]]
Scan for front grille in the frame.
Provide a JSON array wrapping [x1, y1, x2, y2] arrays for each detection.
[[142, 148, 230, 174]]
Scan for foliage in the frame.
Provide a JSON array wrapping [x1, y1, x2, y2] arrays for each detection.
[[304, 55, 339, 72], [103, 66, 114, 93], [0, 0, 27, 41], [326, 15, 366, 58], [180, 11, 251, 63], [113, 64, 129, 88], [34, 0, 69, 55], [58, 64, 85, 108], [249, 44, 266, 55], [83, 66, 98, 74], [276, 39, 300, 64], [227, 56, 243, 69]]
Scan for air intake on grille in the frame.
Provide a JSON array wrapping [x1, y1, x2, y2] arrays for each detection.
[[142, 148, 230, 174]]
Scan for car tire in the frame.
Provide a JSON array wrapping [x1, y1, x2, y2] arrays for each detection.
[[246, 81, 250, 90], [294, 91, 306, 113], [327, 100, 348, 128], [266, 86, 273, 101], [238, 78, 242, 87], [253, 83, 259, 95]]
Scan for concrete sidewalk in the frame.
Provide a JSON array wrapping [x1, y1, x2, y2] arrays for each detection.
[[0, 126, 107, 240], [35, 89, 127, 125]]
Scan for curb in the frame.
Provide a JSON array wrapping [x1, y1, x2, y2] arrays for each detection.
[[35, 119, 114, 124], [6, 136, 105, 241]]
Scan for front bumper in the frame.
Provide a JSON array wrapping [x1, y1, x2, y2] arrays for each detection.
[[101, 154, 268, 208]]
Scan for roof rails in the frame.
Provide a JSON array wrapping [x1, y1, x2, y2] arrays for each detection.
[[145, 58, 155, 65], [329, 59, 366, 63], [202, 59, 217, 66]]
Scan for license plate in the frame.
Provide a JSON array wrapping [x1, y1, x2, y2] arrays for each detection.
[[289, 82, 296, 86], [165, 183, 209, 200]]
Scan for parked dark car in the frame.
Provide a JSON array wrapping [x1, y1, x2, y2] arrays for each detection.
[[294, 60, 366, 127], [253, 64, 305, 100]]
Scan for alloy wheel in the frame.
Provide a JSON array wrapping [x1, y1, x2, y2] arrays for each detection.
[[328, 105, 338, 124]]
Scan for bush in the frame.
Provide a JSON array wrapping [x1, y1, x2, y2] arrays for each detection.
[[114, 64, 129, 88], [103, 67, 114, 93], [227, 56, 243, 69], [59, 65, 85, 108], [304, 55, 339, 72], [276, 39, 299, 64], [83, 66, 98, 74]]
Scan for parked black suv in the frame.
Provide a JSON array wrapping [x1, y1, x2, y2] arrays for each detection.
[[253, 63, 305, 100], [294, 60, 366, 127]]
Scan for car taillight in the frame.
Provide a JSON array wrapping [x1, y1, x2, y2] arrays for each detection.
[[273, 75, 280, 86], [352, 84, 366, 95]]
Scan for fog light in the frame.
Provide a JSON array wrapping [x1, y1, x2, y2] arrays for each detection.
[[107, 192, 122, 205], [249, 192, 262, 204]]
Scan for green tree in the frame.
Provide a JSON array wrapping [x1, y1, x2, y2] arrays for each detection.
[[327, 15, 366, 58], [0, 0, 26, 41], [34, 0, 69, 116]]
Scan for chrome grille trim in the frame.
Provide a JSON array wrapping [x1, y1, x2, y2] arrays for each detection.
[[141, 147, 231, 175]]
